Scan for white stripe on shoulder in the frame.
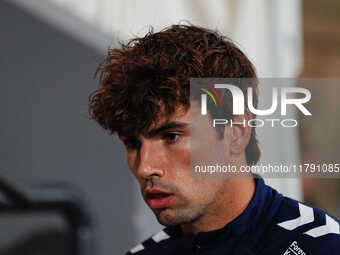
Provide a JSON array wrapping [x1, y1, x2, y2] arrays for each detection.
[[278, 202, 314, 230], [152, 230, 170, 243], [130, 244, 144, 254], [304, 214, 340, 238]]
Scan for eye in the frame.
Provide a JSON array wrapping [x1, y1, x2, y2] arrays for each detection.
[[122, 138, 141, 150], [162, 133, 180, 144]]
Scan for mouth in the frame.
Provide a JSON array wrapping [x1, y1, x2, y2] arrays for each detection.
[[145, 189, 174, 209]]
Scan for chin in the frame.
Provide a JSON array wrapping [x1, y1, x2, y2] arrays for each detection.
[[155, 209, 179, 226], [156, 208, 198, 226]]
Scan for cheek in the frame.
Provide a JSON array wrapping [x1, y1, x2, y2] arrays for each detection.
[[177, 137, 191, 163], [126, 151, 137, 174], [166, 138, 191, 173], [167, 142, 197, 198], [126, 153, 133, 166]]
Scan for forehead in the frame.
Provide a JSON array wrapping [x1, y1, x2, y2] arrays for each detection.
[[118, 103, 192, 138], [147, 104, 190, 131], [146, 101, 206, 137]]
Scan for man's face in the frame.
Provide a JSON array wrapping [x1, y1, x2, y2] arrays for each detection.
[[120, 101, 234, 226]]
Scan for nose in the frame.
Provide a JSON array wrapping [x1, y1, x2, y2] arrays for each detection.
[[135, 139, 165, 180]]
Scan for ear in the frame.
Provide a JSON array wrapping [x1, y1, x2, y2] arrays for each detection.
[[228, 109, 252, 157]]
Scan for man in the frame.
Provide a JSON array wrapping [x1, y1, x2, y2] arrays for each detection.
[[89, 25, 340, 254]]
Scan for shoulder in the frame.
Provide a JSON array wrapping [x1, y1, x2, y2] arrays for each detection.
[[259, 195, 340, 254], [125, 229, 173, 255]]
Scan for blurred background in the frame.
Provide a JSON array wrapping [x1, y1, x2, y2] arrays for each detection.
[[0, 0, 339, 254]]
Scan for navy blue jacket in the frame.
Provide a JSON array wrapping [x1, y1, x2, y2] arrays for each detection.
[[126, 178, 340, 254]]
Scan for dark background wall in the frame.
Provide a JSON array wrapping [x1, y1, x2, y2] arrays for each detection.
[[0, 1, 136, 254]]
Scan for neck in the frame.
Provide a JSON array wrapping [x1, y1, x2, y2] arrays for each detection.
[[180, 177, 256, 236]]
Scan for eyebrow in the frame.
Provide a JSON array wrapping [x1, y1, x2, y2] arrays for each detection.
[[147, 121, 189, 138]]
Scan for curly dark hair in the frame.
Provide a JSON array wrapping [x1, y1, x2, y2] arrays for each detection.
[[89, 24, 260, 165]]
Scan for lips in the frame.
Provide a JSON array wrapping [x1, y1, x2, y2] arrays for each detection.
[[144, 189, 174, 209]]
